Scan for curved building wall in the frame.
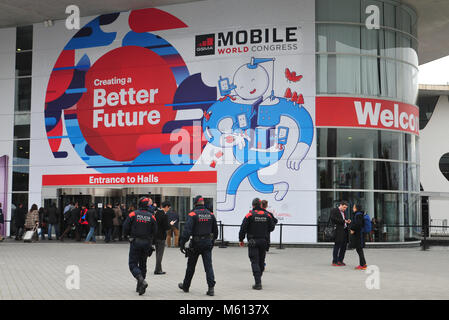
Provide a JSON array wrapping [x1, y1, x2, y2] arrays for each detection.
[[315, 0, 420, 241]]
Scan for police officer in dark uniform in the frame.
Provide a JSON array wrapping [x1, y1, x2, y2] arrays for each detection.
[[239, 198, 276, 290], [178, 195, 218, 296], [123, 197, 157, 296]]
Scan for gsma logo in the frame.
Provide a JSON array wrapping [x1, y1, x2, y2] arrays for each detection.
[[195, 34, 215, 56]]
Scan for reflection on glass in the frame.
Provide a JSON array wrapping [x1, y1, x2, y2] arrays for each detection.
[[14, 78, 32, 112], [15, 51, 32, 77], [318, 128, 416, 162], [14, 113, 31, 139], [12, 193, 29, 210], [12, 166, 29, 191], [318, 159, 408, 191], [13, 140, 30, 165], [16, 26, 33, 51]]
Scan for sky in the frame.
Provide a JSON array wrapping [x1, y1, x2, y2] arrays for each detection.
[[419, 55, 449, 85]]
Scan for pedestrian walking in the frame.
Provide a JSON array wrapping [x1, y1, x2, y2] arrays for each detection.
[[59, 203, 80, 241], [178, 196, 218, 296], [46, 203, 59, 240], [112, 204, 123, 241], [25, 204, 39, 242], [238, 198, 276, 290], [153, 201, 172, 275], [14, 203, 26, 240], [123, 197, 157, 296], [102, 204, 114, 243], [166, 207, 180, 247], [85, 204, 98, 243]]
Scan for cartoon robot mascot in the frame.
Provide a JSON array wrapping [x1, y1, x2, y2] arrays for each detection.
[[202, 57, 313, 211]]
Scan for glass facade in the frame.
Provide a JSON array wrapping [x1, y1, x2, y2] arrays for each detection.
[[316, 0, 420, 242], [12, 26, 33, 209], [316, 0, 418, 105]]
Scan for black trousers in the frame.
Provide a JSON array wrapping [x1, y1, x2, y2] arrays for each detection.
[[154, 239, 166, 273], [60, 224, 80, 241], [248, 239, 268, 285], [182, 243, 215, 289], [128, 239, 151, 279], [332, 241, 347, 263], [356, 247, 366, 266]]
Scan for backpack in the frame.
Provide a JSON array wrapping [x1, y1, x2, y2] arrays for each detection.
[[362, 213, 372, 233]]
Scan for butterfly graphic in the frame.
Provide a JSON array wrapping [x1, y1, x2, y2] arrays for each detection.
[[285, 68, 303, 82]]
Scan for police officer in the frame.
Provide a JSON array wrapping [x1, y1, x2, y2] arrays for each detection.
[[239, 198, 276, 290], [123, 197, 157, 296], [178, 195, 218, 296]]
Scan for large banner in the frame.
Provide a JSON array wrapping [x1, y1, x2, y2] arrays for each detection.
[[33, 0, 316, 242]]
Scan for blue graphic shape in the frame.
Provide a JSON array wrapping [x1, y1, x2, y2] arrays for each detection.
[[64, 15, 118, 50]]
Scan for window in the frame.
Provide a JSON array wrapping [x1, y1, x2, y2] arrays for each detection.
[[14, 78, 32, 112]]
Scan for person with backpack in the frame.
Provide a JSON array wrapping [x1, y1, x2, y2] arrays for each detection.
[[362, 211, 372, 243], [350, 203, 367, 270]]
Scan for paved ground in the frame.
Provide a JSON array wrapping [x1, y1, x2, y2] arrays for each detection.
[[0, 239, 448, 300]]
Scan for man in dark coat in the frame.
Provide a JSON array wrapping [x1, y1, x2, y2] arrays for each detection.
[[178, 196, 218, 296], [330, 201, 351, 266], [239, 198, 276, 290], [166, 208, 180, 247], [85, 204, 98, 243], [46, 203, 59, 240], [14, 203, 27, 240], [153, 202, 172, 275], [60, 202, 81, 241], [102, 204, 114, 243]]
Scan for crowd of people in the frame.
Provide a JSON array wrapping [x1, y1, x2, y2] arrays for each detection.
[[9, 201, 180, 247]]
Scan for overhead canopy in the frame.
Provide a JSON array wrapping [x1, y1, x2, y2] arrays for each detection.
[[0, 0, 447, 65]]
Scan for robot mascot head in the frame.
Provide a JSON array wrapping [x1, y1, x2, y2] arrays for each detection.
[[232, 57, 272, 101]]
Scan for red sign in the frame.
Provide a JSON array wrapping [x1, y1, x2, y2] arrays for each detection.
[[316, 96, 419, 135], [42, 171, 217, 186]]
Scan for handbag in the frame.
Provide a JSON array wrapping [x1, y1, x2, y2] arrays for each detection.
[[23, 226, 37, 243], [324, 218, 336, 241]]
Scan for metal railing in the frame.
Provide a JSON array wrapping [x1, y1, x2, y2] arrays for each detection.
[[210, 221, 449, 250], [4, 219, 449, 250], [429, 219, 449, 236]]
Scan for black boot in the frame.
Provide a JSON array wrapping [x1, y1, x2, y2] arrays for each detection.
[[206, 287, 214, 296], [136, 275, 148, 296], [178, 282, 189, 292], [252, 283, 262, 290]]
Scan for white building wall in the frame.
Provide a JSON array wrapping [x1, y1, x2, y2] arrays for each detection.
[[420, 95, 449, 222]]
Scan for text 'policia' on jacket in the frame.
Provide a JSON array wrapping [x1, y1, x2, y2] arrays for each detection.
[[123, 209, 157, 241], [181, 206, 218, 245], [239, 210, 276, 241]]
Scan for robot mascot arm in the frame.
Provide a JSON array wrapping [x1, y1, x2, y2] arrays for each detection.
[[287, 142, 310, 171], [204, 111, 250, 151], [283, 104, 314, 171]]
